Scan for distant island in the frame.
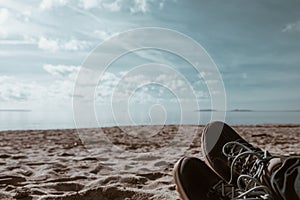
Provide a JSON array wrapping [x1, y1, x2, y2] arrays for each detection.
[[196, 109, 218, 112], [196, 109, 300, 112], [196, 109, 253, 112], [229, 109, 253, 112]]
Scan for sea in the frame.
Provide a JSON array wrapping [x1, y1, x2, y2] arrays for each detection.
[[1, 110, 300, 131]]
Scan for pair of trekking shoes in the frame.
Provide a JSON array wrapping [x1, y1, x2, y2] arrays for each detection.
[[173, 121, 300, 200]]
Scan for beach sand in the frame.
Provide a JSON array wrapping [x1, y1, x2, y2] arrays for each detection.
[[0, 124, 299, 200]]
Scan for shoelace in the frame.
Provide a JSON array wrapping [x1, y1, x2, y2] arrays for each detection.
[[210, 179, 273, 200], [209, 180, 236, 198], [221, 140, 276, 199]]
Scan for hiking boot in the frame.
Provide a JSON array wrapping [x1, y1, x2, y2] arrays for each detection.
[[173, 157, 273, 200]]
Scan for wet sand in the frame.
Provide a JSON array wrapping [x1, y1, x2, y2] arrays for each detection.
[[0, 124, 299, 199]]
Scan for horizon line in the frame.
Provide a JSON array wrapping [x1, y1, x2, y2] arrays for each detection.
[[0, 109, 32, 112], [196, 109, 300, 112]]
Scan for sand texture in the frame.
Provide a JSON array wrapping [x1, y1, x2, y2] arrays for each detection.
[[0, 124, 299, 199]]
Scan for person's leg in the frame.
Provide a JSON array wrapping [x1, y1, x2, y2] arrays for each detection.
[[269, 157, 300, 200]]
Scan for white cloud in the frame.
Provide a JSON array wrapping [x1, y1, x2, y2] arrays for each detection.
[[22, 10, 31, 22], [130, 0, 149, 14], [0, 6, 44, 39], [102, 0, 122, 12], [0, 65, 81, 108], [0, 8, 10, 25], [0, 2, 33, 15], [199, 71, 206, 78], [39, 0, 68, 11], [63, 39, 89, 50], [43, 64, 80, 79], [205, 80, 219, 84], [95, 70, 208, 104], [0, 74, 81, 112], [38, 37, 89, 51], [77, 0, 122, 12], [82, 0, 166, 14], [0, 68, 208, 110], [38, 37, 59, 51], [282, 21, 300, 32], [0, 76, 36, 102], [0, 8, 11, 37], [79, 0, 98, 9], [78, 0, 167, 14], [93, 30, 111, 40], [159, 1, 164, 10], [47, 79, 76, 100], [41, 65, 82, 107], [96, 72, 121, 101]]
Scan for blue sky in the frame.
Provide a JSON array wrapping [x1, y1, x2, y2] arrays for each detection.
[[1, 0, 300, 119]]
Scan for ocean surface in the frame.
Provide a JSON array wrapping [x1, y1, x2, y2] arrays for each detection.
[[1, 110, 300, 131]]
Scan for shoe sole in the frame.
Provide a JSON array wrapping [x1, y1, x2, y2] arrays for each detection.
[[173, 157, 190, 200], [201, 121, 251, 182], [201, 122, 225, 180]]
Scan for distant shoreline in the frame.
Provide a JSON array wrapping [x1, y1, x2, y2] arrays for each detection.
[[1, 123, 300, 133], [0, 109, 31, 112], [196, 109, 300, 112]]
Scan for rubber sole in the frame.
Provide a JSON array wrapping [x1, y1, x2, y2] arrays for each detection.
[[201, 121, 249, 182], [201, 123, 225, 180], [173, 158, 190, 200]]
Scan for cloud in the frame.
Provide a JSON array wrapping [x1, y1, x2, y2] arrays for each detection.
[[0, 8, 10, 25], [43, 64, 80, 79], [0, 8, 12, 37], [0, 66, 80, 108], [0, 76, 35, 102], [0, 73, 78, 110], [38, 37, 59, 51], [93, 30, 111, 40], [77, 0, 122, 11], [102, 0, 122, 12], [0, 68, 208, 110], [96, 72, 121, 101], [159, 0, 165, 10], [39, 0, 68, 11], [79, 0, 98, 9], [130, 0, 148, 14], [129, 0, 170, 13], [42, 65, 82, 107], [94, 70, 209, 104], [0, 6, 44, 39], [38, 37, 89, 51], [63, 39, 89, 50], [77, 0, 165, 13], [282, 20, 300, 32]]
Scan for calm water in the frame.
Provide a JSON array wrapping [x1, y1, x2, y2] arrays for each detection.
[[1, 110, 300, 131]]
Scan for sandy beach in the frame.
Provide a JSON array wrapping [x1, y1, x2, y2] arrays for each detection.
[[0, 124, 299, 200]]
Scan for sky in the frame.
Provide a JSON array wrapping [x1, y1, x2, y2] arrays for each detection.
[[0, 0, 300, 128]]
